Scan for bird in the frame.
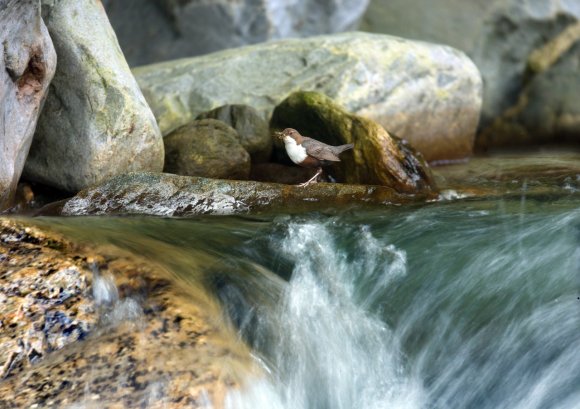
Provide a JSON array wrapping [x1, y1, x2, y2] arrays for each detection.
[[276, 128, 354, 186]]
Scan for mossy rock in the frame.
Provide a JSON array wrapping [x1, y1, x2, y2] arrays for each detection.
[[271, 91, 435, 194]]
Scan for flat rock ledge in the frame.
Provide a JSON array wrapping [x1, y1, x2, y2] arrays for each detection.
[[0, 218, 255, 408], [58, 172, 437, 217]]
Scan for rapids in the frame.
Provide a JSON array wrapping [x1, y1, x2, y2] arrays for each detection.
[[35, 192, 580, 409]]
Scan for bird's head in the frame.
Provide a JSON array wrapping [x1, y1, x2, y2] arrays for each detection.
[[275, 128, 303, 144]]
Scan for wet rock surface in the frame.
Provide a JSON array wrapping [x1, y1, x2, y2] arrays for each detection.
[[0, 219, 254, 408], [196, 105, 272, 163], [0, 0, 56, 211], [432, 148, 580, 199], [57, 172, 431, 217], [272, 92, 435, 194], [0, 221, 93, 379], [134, 32, 482, 162], [164, 119, 251, 180], [23, 0, 164, 192]]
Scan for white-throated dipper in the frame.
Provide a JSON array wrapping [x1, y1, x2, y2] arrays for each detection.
[[276, 128, 354, 186]]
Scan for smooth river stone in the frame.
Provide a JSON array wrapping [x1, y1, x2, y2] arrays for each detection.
[[361, 0, 580, 148], [23, 0, 164, 193]]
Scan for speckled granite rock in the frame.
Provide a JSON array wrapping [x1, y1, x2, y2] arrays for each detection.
[[56, 172, 434, 217], [0, 222, 93, 379], [0, 219, 255, 408], [134, 32, 482, 162]]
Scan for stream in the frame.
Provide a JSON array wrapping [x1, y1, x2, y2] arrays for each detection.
[[30, 188, 580, 409]]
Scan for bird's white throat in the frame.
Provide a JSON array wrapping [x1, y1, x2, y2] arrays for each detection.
[[283, 136, 308, 164]]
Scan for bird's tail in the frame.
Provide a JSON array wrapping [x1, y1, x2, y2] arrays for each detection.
[[335, 143, 354, 154]]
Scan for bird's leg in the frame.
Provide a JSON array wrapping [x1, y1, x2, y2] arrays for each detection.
[[297, 167, 323, 187]]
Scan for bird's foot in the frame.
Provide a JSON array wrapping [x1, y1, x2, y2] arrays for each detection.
[[297, 179, 319, 187], [296, 168, 323, 187]]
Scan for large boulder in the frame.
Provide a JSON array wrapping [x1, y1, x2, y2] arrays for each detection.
[[134, 32, 482, 163], [102, 0, 370, 66], [57, 172, 435, 217], [271, 91, 435, 194], [197, 104, 272, 163], [23, 0, 164, 193], [0, 0, 56, 211], [164, 119, 251, 180], [362, 0, 580, 148]]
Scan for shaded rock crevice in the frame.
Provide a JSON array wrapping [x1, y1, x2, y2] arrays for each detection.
[[271, 91, 435, 193]]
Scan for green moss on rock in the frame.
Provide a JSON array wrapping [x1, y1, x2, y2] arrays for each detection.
[[271, 91, 436, 194]]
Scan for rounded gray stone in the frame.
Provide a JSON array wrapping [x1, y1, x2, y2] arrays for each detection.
[[196, 104, 272, 163], [164, 119, 251, 180], [361, 0, 580, 147]]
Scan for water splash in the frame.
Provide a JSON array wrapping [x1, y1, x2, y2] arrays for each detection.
[[226, 202, 580, 409], [227, 221, 425, 409], [90, 263, 142, 325], [30, 197, 580, 409]]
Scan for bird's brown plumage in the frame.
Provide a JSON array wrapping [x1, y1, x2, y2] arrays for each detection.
[[277, 128, 354, 185], [301, 137, 342, 162]]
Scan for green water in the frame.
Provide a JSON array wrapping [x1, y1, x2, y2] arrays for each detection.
[[28, 189, 580, 409]]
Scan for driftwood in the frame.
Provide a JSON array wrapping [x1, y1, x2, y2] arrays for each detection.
[[0, 0, 56, 211]]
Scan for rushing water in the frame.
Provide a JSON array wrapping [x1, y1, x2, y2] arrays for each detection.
[[33, 193, 580, 409]]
